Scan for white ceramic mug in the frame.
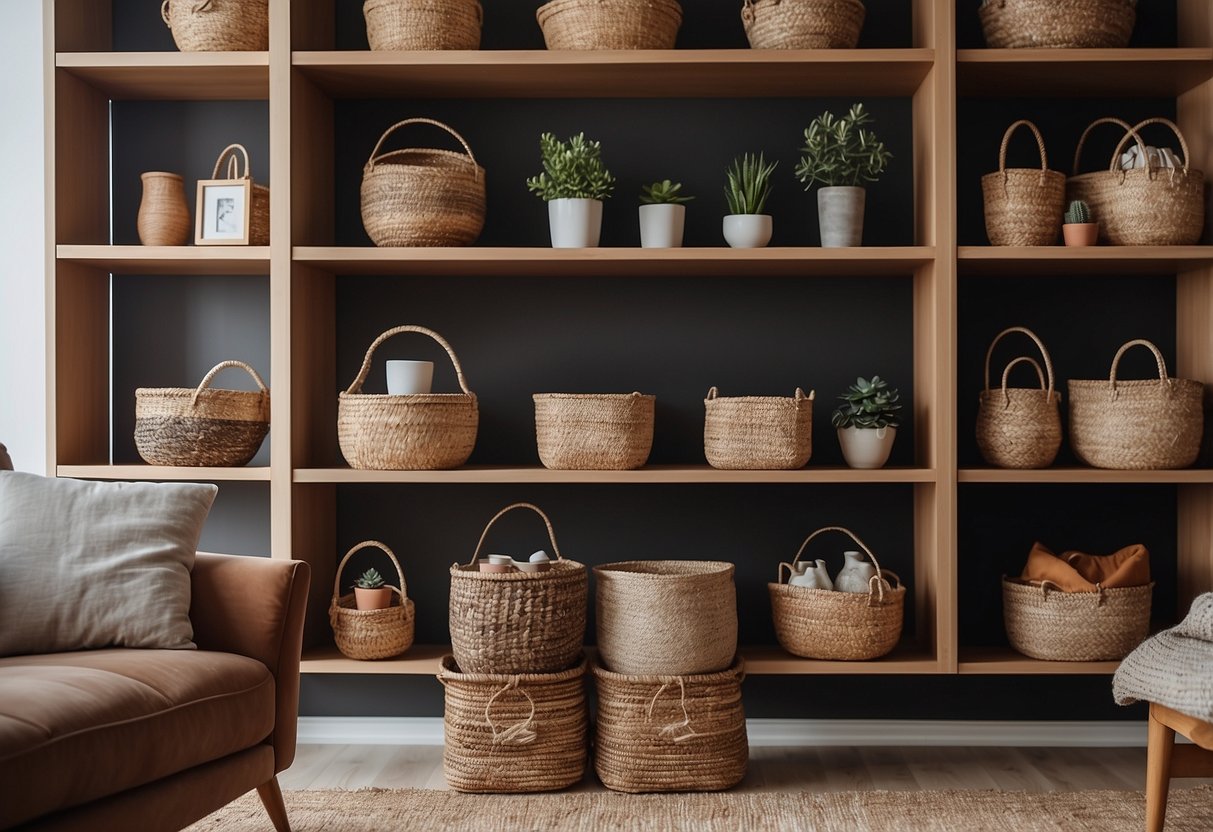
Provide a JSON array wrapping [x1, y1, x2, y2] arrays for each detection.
[[386, 360, 434, 395]]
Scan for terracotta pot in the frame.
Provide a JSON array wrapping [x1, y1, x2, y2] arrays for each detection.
[[354, 586, 393, 611], [137, 172, 191, 246], [1062, 222, 1099, 247]]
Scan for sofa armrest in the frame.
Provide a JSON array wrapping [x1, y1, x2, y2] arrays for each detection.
[[190, 553, 311, 772]]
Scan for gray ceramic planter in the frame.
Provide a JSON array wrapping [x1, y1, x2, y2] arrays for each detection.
[[817, 186, 866, 247]]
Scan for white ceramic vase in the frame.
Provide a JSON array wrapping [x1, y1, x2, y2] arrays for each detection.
[[834, 550, 878, 593], [723, 214, 772, 248], [838, 425, 896, 469], [817, 186, 866, 248], [639, 203, 686, 248], [548, 198, 603, 248]]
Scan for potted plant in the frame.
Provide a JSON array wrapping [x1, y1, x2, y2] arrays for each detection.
[[353, 567, 393, 611], [527, 131, 616, 248], [1062, 200, 1098, 247], [832, 375, 902, 469], [723, 152, 778, 248], [794, 103, 892, 248], [639, 180, 693, 248]]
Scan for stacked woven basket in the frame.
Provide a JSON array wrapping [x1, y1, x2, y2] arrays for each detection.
[[329, 541, 416, 661]]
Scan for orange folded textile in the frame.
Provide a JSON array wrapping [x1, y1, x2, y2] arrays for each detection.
[[1020, 541, 1097, 593], [1065, 544, 1151, 589]]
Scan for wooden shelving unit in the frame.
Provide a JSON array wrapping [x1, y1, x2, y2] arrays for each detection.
[[56, 464, 273, 482], [293, 466, 938, 484], [56, 52, 269, 99]]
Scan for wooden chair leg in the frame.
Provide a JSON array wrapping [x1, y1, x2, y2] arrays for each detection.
[[1146, 706, 1176, 832], [257, 776, 291, 832]]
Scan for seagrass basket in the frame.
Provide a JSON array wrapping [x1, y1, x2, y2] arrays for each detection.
[[449, 503, 588, 675], [1068, 339, 1204, 470], [742, 0, 865, 49], [981, 120, 1065, 246], [338, 325, 478, 470], [203, 144, 270, 245], [976, 326, 1062, 469], [1003, 577, 1152, 661], [135, 360, 270, 467], [593, 657, 748, 793], [440, 654, 588, 793], [161, 0, 268, 51], [704, 386, 814, 470], [534, 392, 655, 470], [536, 0, 682, 49], [979, 0, 1135, 48], [364, 0, 482, 50], [769, 526, 905, 661], [329, 540, 415, 661], [361, 118, 485, 247]]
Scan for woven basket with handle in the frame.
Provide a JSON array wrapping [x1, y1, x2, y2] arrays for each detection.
[[1003, 577, 1151, 661], [161, 0, 268, 52], [704, 386, 814, 470], [979, 0, 1135, 49], [533, 392, 655, 470], [976, 326, 1062, 470], [204, 144, 270, 245], [363, 0, 482, 50], [329, 540, 416, 661], [135, 360, 269, 467], [742, 0, 865, 49], [981, 120, 1065, 246], [536, 0, 682, 50]]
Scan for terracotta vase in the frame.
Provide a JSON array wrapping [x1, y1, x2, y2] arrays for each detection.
[[354, 586, 393, 611], [137, 171, 190, 246], [1062, 223, 1099, 247]]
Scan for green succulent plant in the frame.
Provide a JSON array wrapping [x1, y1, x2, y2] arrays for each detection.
[[526, 132, 616, 202], [353, 567, 386, 590], [794, 103, 892, 190], [1064, 200, 1092, 224], [831, 376, 903, 430], [640, 180, 694, 205], [724, 153, 778, 215]]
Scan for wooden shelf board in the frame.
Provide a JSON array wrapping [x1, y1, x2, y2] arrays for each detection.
[[959, 468, 1213, 484], [958, 648, 1119, 675], [302, 645, 448, 675], [957, 48, 1213, 97], [294, 465, 936, 484], [958, 246, 1213, 276], [293, 49, 935, 98], [57, 245, 271, 275], [57, 464, 272, 482], [56, 52, 269, 100]]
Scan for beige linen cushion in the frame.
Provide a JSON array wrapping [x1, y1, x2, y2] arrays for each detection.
[[0, 472, 217, 656]]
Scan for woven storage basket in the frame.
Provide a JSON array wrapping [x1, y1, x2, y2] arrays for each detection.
[[449, 503, 588, 675], [536, 0, 682, 50], [593, 657, 748, 793], [976, 326, 1063, 469], [981, 120, 1065, 246], [135, 360, 269, 467], [595, 560, 737, 675], [1068, 339, 1204, 470], [742, 0, 865, 49], [1003, 577, 1152, 661], [364, 0, 482, 50], [704, 386, 814, 470], [203, 144, 269, 245], [534, 392, 655, 471], [161, 0, 268, 52], [439, 654, 588, 793], [329, 540, 416, 661], [979, 0, 1134, 49], [338, 325, 478, 470], [361, 119, 486, 247], [769, 526, 905, 661]]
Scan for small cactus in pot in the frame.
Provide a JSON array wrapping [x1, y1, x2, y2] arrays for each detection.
[[1062, 199, 1098, 247], [353, 567, 394, 611]]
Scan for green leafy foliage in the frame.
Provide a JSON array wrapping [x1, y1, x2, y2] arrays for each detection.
[[1065, 200, 1092, 224], [794, 103, 892, 190], [640, 179, 694, 205], [831, 376, 903, 429], [526, 132, 616, 202], [724, 153, 778, 215], [354, 567, 386, 590]]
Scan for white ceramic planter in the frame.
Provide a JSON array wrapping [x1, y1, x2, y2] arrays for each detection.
[[548, 198, 603, 248], [838, 425, 896, 469], [385, 360, 434, 395], [639, 203, 686, 248], [723, 214, 772, 248], [817, 186, 866, 248]]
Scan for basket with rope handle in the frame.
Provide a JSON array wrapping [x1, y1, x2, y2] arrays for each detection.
[[976, 326, 1063, 470], [981, 120, 1066, 246], [704, 386, 814, 470], [1003, 576, 1152, 661], [329, 540, 415, 661], [742, 0, 865, 50], [979, 0, 1135, 49], [536, 0, 682, 50], [200, 143, 270, 245], [161, 0, 268, 52], [363, 0, 483, 51]]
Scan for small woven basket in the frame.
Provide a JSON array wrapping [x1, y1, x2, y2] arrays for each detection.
[[976, 326, 1063, 470], [742, 0, 865, 49], [1068, 339, 1204, 470], [593, 657, 748, 793], [449, 503, 588, 675], [536, 0, 682, 50], [769, 526, 905, 661], [981, 120, 1065, 246], [338, 325, 478, 470], [135, 360, 270, 467], [364, 0, 482, 50], [329, 540, 416, 661], [534, 392, 655, 470], [595, 560, 737, 675], [360, 118, 486, 248], [205, 144, 270, 245], [979, 0, 1135, 49], [704, 386, 814, 470], [1003, 577, 1152, 661], [161, 0, 268, 52]]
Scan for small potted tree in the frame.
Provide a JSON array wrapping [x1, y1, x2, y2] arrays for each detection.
[[794, 103, 892, 248], [639, 180, 693, 248], [527, 132, 616, 248], [723, 152, 778, 248], [353, 567, 393, 611], [832, 375, 902, 469], [1062, 200, 1098, 247]]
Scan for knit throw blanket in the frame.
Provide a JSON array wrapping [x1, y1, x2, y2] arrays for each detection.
[[1114, 592, 1213, 720]]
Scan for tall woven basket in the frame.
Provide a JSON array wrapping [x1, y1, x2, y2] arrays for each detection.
[[338, 325, 478, 470], [742, 0, 865, 49], [1003, 578, 1152, 661], [704, 386, 814, 470], [135, 360, 270, 467], [981, 120, 1065, 246], [1068, 339, 1204, 470], [449, 503, 588, 675], [536, 0, 682, 49], [979, 0, 1135, 49], [534, 392, 655, 470], [439, 655, 588, 793], [364, 0, 482, 50], [329, 540, 416, 661], [161, 0, 268, 51], [769, 526, 904, 661], [593, 657, 748, 793], [202, 144, 270, 245], [595, 561, 737, 675], [976, 326, 1062, 469]]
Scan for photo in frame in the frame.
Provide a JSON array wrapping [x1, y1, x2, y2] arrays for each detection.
[[195, 179, 251, 245]]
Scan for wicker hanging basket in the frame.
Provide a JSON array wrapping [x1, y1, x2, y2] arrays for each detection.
[[976, 326, 1062, 470], [201, 144, 270, 245], [1003, 578, 1152, 661], [1068, 339, 1204, 470], [161, 0, 268, 52], [593, 657, 748, 793], [742, 0, 865, 49], [981, 120, 1065, 246], [329, 540, 416, 661], [979, 0, 1135, 49], [769, 526, 905, 661], [704, 386, 814, 470], [439, 654, 588, 793], [536, 0, 682, 50], [533, 392, 655, 470], [135, 360, 270, 467], [449, 503, 588, 675], [363, 0, 483, 50], [338, 325, 479, 470]]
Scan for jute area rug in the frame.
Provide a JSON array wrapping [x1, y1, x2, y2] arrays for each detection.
[[189, 786, 1213, 831]]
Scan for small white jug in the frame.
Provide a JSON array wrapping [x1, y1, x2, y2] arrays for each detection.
[[835, 550, 878, 593], [788, 559, 834, 591]]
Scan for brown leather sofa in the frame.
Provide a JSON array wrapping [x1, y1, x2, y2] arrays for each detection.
[[0, 553, 311, 832]]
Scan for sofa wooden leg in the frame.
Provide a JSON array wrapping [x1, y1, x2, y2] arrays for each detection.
[[257, 777, 291, 832], [1146, 706, 1175, 832]]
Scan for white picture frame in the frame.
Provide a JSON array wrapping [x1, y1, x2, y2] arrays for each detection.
[[195, 179, 251, 245]]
